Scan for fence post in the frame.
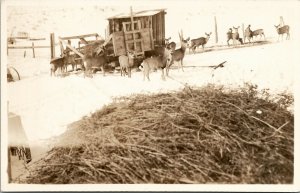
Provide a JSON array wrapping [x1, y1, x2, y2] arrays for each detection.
[[242, 23, 245, 43], [50, 33, 55, 59], [280, 16, 284, 27], [214, 16, 218, 44], [24, 50, 26, 58], [32, 42, 35, 58]]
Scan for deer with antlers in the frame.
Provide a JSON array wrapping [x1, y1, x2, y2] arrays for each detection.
[[166, 31, 190, 76]]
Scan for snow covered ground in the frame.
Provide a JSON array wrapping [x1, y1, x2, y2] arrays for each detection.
[[7, 40, 298, 142], [3, 1, 300, 149]]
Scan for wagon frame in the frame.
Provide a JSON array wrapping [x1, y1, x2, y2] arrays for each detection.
[[55, 8, 167, 59]]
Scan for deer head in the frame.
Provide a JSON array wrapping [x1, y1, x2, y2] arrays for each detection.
[[232, 26, 240, 33], [127, 50, 135, 58], [95, 45, 106, 56], [205, 32, 212, 40], [274, 24, 280, 29], [165, 37, 171, 44]]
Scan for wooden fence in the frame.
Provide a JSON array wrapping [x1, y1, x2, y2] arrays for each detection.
[[7, 33, 57, 58]]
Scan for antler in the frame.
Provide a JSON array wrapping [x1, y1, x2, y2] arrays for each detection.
[[178, 32, 181, 41]]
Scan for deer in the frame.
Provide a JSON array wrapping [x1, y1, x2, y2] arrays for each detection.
[[50, 57, 66, 76], [140, 47, 172, 81], [82, 46, 108, 77], [189, 32, 212, 54], [252, 29, 265, 40], [227, 26, 243, 46], [118, 51, 135, 78], [274, 24, 290, 41], [165, 37, 176, 51], [62, 50, 77, 72], [244, 25, 253, 43], [245, 25, 265, 43], [166, 31, 190, 76]]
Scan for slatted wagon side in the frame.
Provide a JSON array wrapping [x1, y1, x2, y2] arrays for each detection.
[[106, 8, 167, 57]]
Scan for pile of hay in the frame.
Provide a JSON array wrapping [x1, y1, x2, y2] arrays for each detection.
[[22, 84, 294, 184]]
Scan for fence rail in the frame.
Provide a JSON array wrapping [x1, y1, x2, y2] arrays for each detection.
[[7, 39, 59, 58], [7, 45, 51, 49]]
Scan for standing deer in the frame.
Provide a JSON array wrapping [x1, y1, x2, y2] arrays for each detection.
[[62, 50, 77, 72], [83, 46, 108, 77], [140, 48, 172, 81], [50, 57, 65, 76], [245, 25, 265, 43], [227, 26, 243, 46], [189, 32, 212, 54], [165, 37, 176, 51], [252, 29, 265, 40], [274, 24, 290, 41], [244, 25, 253, 43], [166, 32, 190, 76], [118, 51, 135, 78]]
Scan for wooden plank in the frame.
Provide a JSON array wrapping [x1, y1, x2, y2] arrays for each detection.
[[162, 12, 165, 44], [79, 38, 89, 44], [112, 31, 126, 56], [59, 37, 84, 58], [140, 28, 152, 51], [29, 38, 46, 41], [242, 23, 245, 43], [102, 34, 113, 47], [7, 45, 51, 49], [214, 16, 218, 44], [152, 15, 156, 45], [50, 33, 55, 59], [60, 33, 99, 40], [126, 39, 142, 43], [130, 6, 134, 31]]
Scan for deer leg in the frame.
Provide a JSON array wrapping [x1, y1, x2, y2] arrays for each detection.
[[102, 66, 105, 76], [128, 67, 131, 78], [161, 68, 166, 81], [181, 59, 184, 72], [166, 66, 169, 77]]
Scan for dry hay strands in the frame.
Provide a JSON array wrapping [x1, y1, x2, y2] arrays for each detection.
[[22, 84, 294, 184]]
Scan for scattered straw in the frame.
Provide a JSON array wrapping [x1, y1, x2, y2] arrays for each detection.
[[19, 84, 294, 184]]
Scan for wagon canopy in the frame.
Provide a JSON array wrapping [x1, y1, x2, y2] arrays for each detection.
[[107, 9, 166, 19]]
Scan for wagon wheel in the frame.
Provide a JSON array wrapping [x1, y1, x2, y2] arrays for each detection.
[[7, 67, 20, 82]]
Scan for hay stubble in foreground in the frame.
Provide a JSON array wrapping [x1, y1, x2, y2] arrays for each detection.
[[19, 84, 293, 184]]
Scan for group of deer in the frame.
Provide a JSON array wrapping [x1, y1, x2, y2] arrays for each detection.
[[228, 24, 290, 45], [166, 32, 212, 54], [119, 31, 190, 81], [50, 50, 83, 76]]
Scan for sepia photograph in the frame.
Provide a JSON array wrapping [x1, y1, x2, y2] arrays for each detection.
[[1, 0, 300, 191]]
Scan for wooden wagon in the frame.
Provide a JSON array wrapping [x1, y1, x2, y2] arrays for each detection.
[[50, 8, 168, 74], [55, 8, 167, 59], [105, 8, 167, 57]]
